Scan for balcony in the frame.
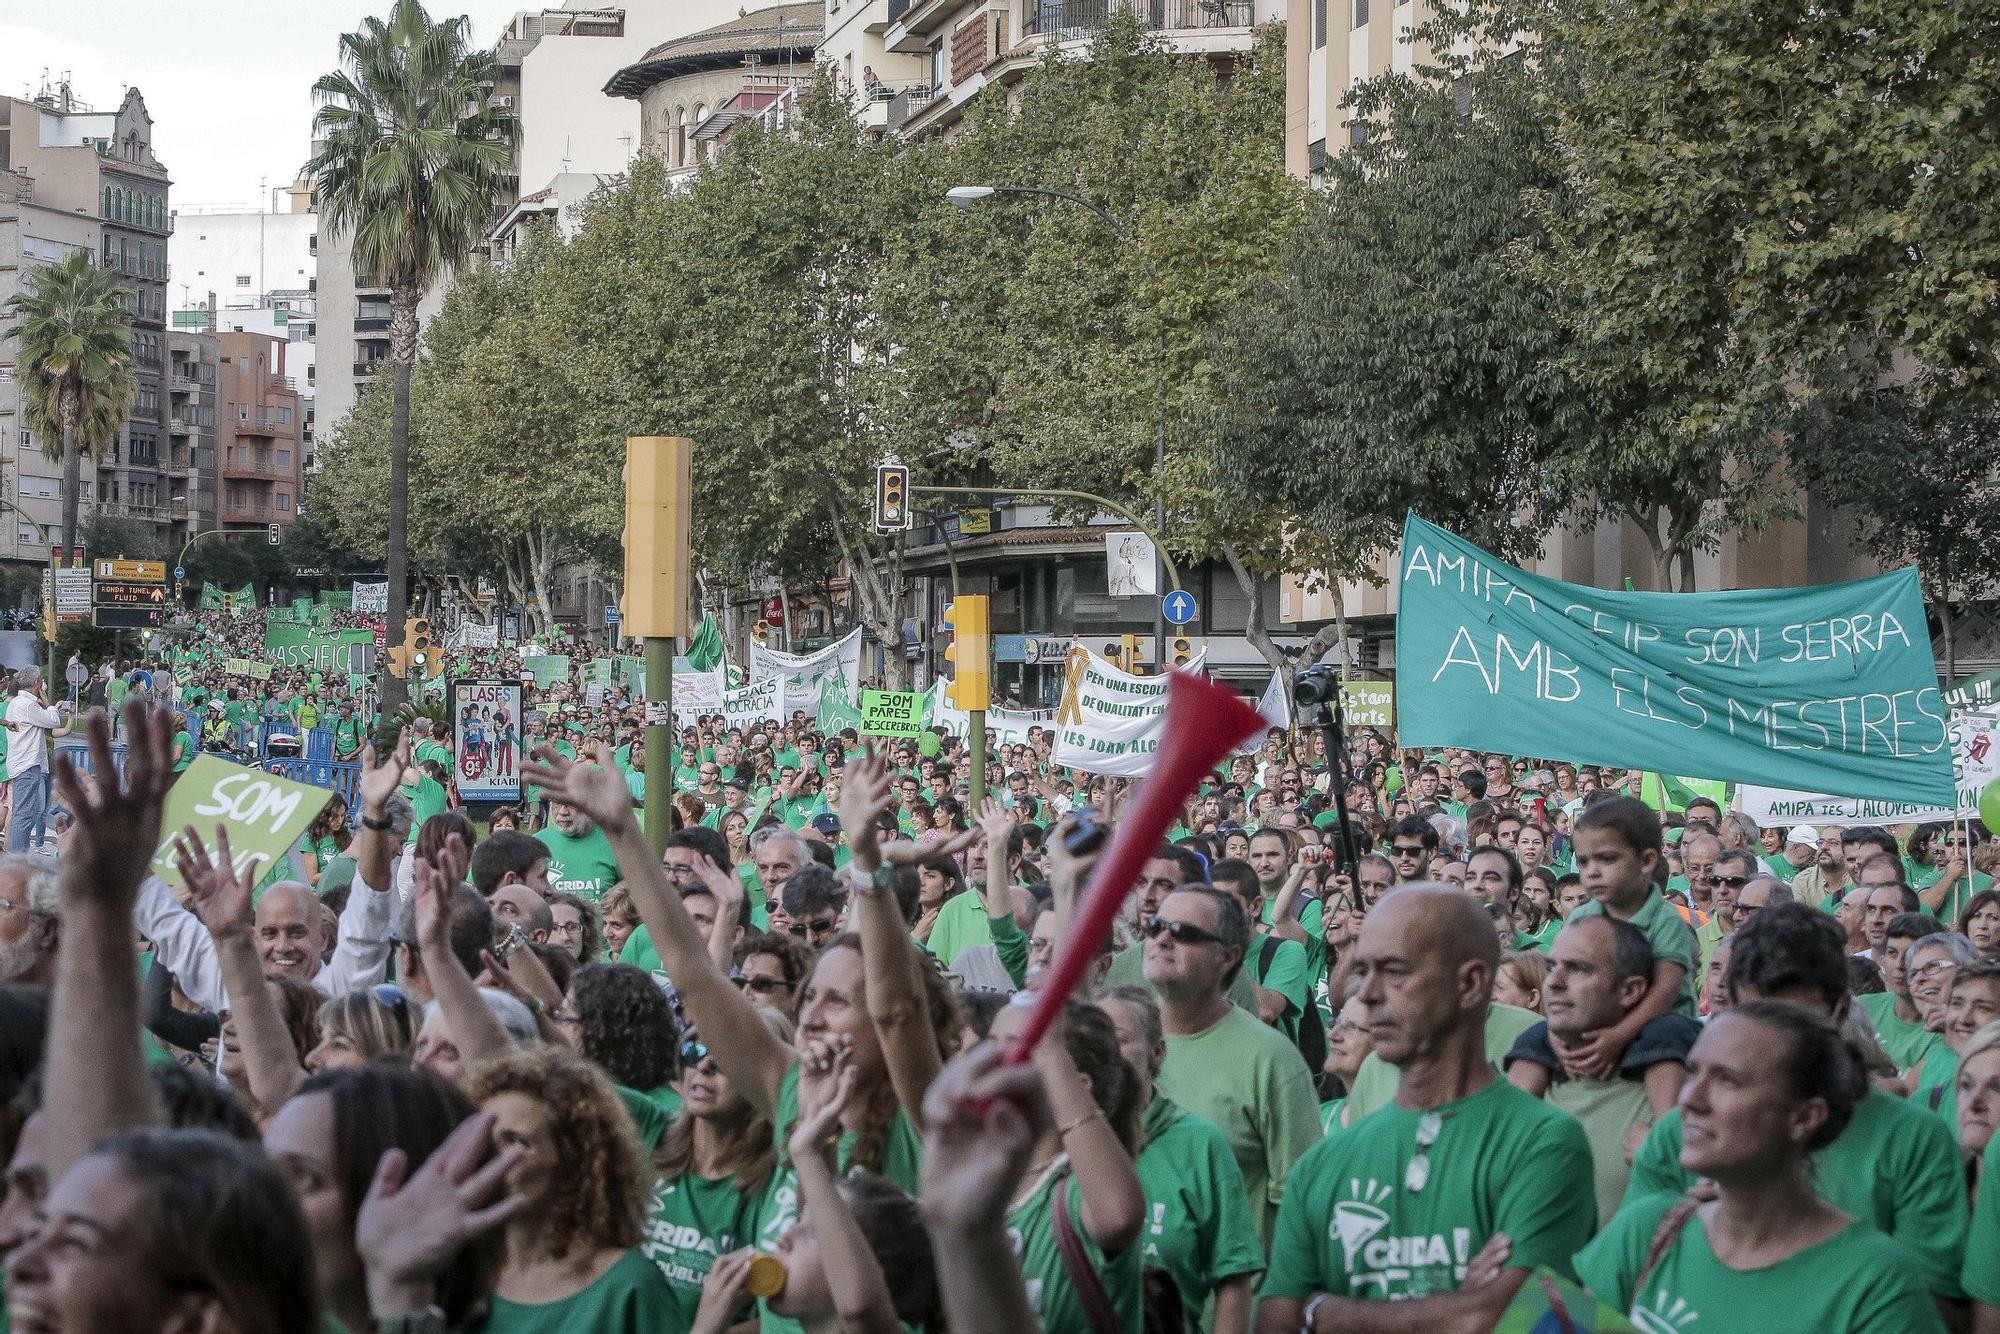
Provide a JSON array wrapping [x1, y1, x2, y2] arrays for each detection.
[[354, 361, 387, 379], [887, 83, 943, 129], [98, 501, 165, 523], [353, 316, 391, 334], [166, 454, 193, 477], [222, 452, 290, 481], [221, 500, 276, 524], [1021, 0, 1253, 33], [168, 417, 190, 435]]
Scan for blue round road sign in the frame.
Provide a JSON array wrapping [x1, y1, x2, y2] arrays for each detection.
[[173, 565, 186, 580], [1163, 590, 1198, 626]]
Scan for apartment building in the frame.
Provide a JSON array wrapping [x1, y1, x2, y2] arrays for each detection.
[[0, 82, 180, 566], [215, 331, 303, 535], [606, 2, 824, 181], [166, 331, 221, 535]]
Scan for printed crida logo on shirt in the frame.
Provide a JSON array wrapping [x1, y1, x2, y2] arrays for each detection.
[[1330, 1179, 1474, 1297], [1632, 1295, 1696, 1334]]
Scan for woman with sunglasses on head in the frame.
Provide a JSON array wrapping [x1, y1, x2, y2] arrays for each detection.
[[306, 983, 420, 1072], [647, 1022, 779, 1332], [551, 962, 682, 1148], [521, 742, 954, 1334], [1576, 1002, 1945, 1332]]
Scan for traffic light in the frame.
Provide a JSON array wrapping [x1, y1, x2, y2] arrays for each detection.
[[389, 617, 443, 679], [874, 461, 911, 534], [623, 437, 693, 639], [942, 595, 990, 712], [1169, 635, 1194, 668], [267, 523, 280, 546], [753, 619, 772, 645]]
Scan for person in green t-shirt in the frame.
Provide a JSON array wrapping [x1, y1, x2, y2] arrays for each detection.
[[1626, 902, 1970, 1300], [535, 800, 622, 902], [640, 1040, 767, 1330], [1578, 1004, 1946, 1334], [1258, 887, 1595, 1328], [1563, 797, 1699, 1080], [331, 702, 365, 760], [1098, 986, 1264, 1331], [1214, 859, 1312, 1040]]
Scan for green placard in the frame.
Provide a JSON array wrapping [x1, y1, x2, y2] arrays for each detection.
[[1339, 680, 1395, 728], [148, 755, 333, 889], [860, 688, 925, 737], [1395, 513, 1954, 805], [224, 657, 274, 681], [523, 655, 570, 687]]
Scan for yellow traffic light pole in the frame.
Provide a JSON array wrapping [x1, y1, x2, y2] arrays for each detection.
[[626, 438, 694, 857]]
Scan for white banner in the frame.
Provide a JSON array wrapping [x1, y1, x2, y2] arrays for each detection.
[[925, 681, 1055, 751], [722, 676, 785, 733], [1239, 674, 1290, 753], [752, 626, 862, 709], [351, 580, 388, 613], [457, 621, 498, 649], [1051, 648, 1209, 776], [670, 666, 726, 726], [1739, 704, 2000, 824], [1105, 533, 1158, 597]]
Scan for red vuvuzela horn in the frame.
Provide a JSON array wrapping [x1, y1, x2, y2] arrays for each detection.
[[1003, 671, 1266, 1066]]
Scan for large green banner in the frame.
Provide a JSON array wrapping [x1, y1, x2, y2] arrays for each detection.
[[1396, 513, 1954, 805], [318, 589, 353, 611], [265, 625, 374, 671]]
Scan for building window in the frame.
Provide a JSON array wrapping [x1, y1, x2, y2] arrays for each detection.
[[673, 106, 686, 166], [17, 526, 36, 547], [235, 275, 252, 287], [1313, 0, 1326, 46], [1353, 0, 1368, 22]]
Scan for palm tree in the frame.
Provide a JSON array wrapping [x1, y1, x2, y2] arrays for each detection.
[[2, 250, 137, 569], [304, 0, 516, 710]]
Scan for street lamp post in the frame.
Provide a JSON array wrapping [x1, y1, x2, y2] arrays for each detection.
[[946, 184, 1170, 674]]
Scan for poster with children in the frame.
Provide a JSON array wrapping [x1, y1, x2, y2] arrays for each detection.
[[452, 679, 522, 803]]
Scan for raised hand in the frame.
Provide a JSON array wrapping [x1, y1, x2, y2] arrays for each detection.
[[519, 744, 635, 836], [356, 1112, 528, 1317], [836, 746, 895, 868], [690, 1250, 758, 1334], [53, 698, 176, 902], [918, 1042, 1050, 1235], [359, 728, 410, 814], [975, 797, 1014, 844], [878, 823, 979, 870], [171, 823, 264, 942]]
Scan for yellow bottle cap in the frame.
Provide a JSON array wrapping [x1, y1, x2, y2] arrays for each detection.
[[746, 1253, 787, 1299]]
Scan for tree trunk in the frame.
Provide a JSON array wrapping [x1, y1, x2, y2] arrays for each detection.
[[58, 424, 81, 568], [526, 530, 557, 638], [381, 285, 420, 715], [1224, 544, 1346, 706], [777, 583, 794, 654]]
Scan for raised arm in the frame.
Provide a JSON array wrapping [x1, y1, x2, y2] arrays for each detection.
[[522, 744, 792, 1113], [919, 1044, 1050, 1334], [1032, 1020, 1145, 1255], [174, 824, 304, 1114], [352, 730, 409, 899], [413, 835, 513, 1069], [43, 701, 175, 1179], [974, 799, 1017, 918], [1266, 861, 1312, 946], [697, 855, 746, 976], [788, 1042, 903, 1334]]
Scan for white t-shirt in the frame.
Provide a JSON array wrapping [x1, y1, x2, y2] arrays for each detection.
[[5, 691, 63, 775]]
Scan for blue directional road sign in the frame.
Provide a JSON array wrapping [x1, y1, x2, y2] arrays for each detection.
[[1162, 590, 1198, 626], [172, 565, 186, 580], [605, 607, 622, 626]]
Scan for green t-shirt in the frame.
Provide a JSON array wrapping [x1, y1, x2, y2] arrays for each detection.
[[171, 727, 196, 774], [1248, 931, 1312, 1041], [1260, 1077, 1595, 1303], [535, 824, 621, 902], [924, 886, 996, 967], [1135, 1097, 1264, 1328], [1345, 1003, 1542, 1121], [1965, 1140, 2000, 1305], [332, 717, 364, 758], [755, 1061, 924, 1334], [1567, 889, 1699, 1017], [1576, 1194, 1945, 1333], [614, 1085, 677, 1151], [1155, 1004, 1322, 1247], [1857, 990, 1944, 1076], [468, 1248, 675, 1333], [1009, 1163, 1144, 1333], [642, 1170, 763, 1331], [396, 774, 447, 844], [1626, 1090, 1969, 1298]]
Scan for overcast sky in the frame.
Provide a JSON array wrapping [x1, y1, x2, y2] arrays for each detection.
[[0, 0, 527, 209]]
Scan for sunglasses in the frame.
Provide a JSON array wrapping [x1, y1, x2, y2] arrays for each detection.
[[1142, 916, 1227, 947], [371, 984, 413, 1035], [1392, 843, 1428, 856], [733, 973, 792, 996], [1712, 874, 1752, 889], [790, 917, 841, 938], [679, 1039, 711, 1069]]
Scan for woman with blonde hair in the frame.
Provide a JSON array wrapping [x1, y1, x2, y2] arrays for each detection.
[[464, 1044, 674, 1329], [305, 983, 419, 1072]]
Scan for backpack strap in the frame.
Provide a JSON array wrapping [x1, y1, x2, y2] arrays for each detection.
[[1257, 933, 1280, 981], [1632, 1194, 1704, 1297], [1049, 1166, 1123, 1334]]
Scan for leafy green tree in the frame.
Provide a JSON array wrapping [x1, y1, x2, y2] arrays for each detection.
[[2, 251, 136, 564], [303, 0, 516, 707], [1790, 393, 2000, 678]]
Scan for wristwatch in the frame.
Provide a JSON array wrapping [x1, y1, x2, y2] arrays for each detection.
[[1301, 1291, 1332, 1334], [360, 810, 394, 832]]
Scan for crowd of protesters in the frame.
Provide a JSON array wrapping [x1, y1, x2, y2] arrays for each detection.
[[2, 673, 2000, 1332]]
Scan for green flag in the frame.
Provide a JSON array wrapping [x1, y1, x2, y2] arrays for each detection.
[[685, 614, 725, 672]]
